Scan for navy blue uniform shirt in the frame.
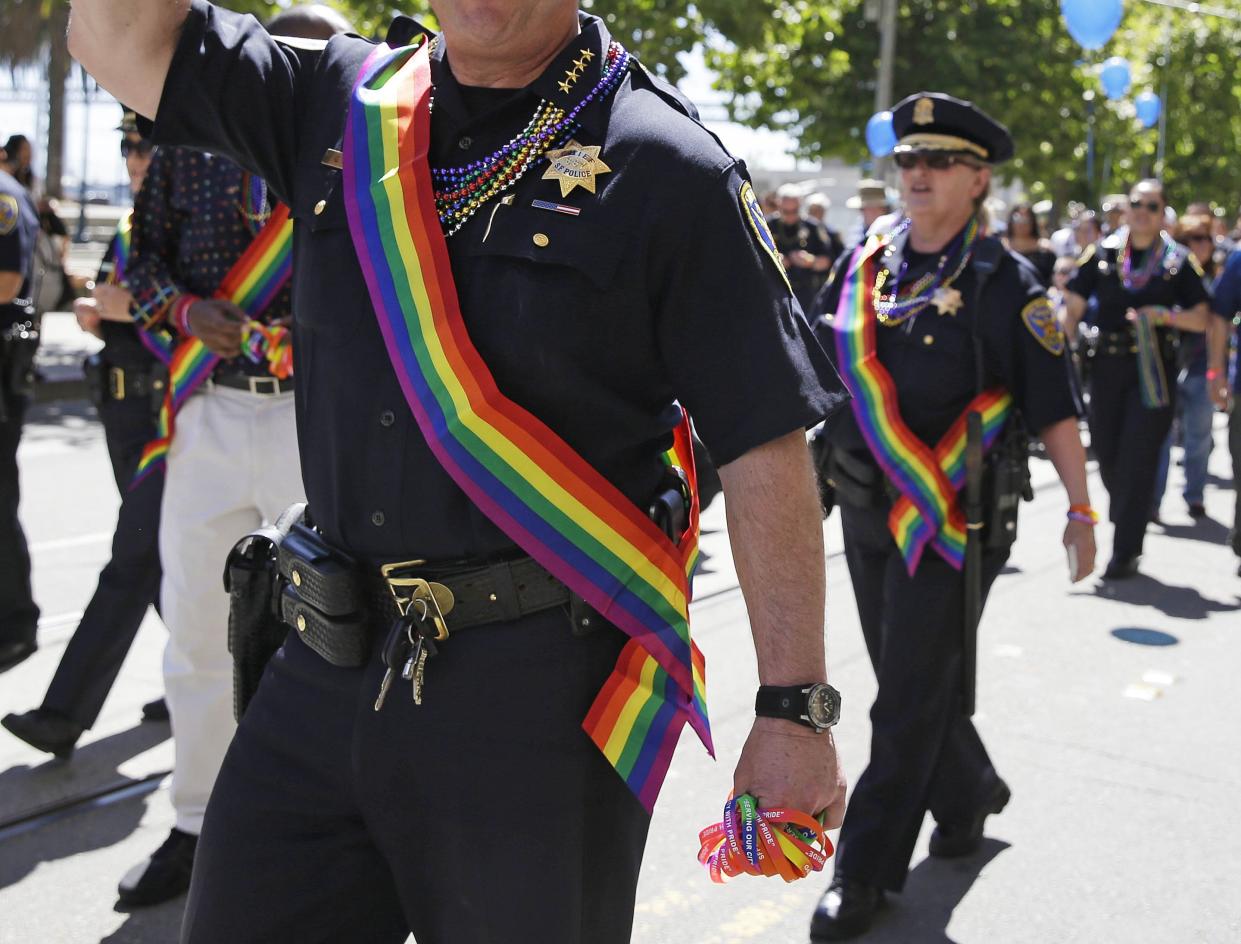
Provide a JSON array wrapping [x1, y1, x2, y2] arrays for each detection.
[[149, 1, 846, 564], [814, 227, 1080, 454], [0, 169, 38, 326], [124, 145, 293, 372], [1067, 231, 1209, 333], [1212, 248, 1241, 393]]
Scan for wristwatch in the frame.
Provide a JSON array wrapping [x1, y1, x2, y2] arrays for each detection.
[[755, 682, 841, 733]]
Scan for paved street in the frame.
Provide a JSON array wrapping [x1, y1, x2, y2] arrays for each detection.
[[1, 342, 1239, 942]]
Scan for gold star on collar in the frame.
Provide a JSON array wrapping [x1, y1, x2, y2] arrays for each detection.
[[580, 48, 595, 62], [931, 284, 963, 316], [542, 140, 612, 197], [557, 79, 573, 94]]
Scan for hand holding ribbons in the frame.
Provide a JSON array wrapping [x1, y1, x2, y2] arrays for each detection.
[[697, 793, 834, 884], [241, 320, 293, 380]]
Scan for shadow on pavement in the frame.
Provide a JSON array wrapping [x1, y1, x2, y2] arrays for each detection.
[[0, 722, 170, 889], [1088, 573, 1240, 620], [826, 839, 1010, 944], [1155, 515, 1232, 546], [99, 898, 186, 944]]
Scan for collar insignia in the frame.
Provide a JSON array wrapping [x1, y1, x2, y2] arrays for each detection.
[[913, 96, 935, 125], [542, 140, 611, 197]]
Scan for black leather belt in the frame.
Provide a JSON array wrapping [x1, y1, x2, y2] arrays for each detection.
[[1091, 327, 1178, 359], [276, 525, 572, 668], [210, 370, 294, 395], [108, 364, 165, 401]]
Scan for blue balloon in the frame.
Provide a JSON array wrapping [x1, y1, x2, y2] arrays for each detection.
[[1061, 0, 1123, 50], [866, 111, 897, 158], [1099, 56, 1131, 100], [1135, 91, 1161, 128]]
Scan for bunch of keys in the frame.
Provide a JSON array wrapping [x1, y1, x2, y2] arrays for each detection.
[[373, 610, 438, 711]]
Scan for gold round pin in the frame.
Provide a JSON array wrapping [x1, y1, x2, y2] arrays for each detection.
[[532, 233, 550, 248], [923, 334, 935, 346], [291, 569, 302, 587], [296, 613, 307, 632], [314, 199, 327, 216]]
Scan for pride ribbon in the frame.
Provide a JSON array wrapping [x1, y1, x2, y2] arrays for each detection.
[[131, 203, 294, 485], [342, 39, 710, 811], [833, 234, 1012, 573], [1133, 309, 1170, 409], [697, 794, 833, 884]]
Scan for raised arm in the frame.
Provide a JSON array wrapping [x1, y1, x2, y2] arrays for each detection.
[[68, 0, 191, 118]]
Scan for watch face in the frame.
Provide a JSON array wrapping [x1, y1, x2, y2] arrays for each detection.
[[806, 684, 840, 728]]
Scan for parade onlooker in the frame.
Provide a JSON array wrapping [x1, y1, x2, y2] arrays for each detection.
[[1075, 210, 1102, 252], [1207, 248, 1241, 572], [3, 110, 167, 758], [1101, 194, 1128, 235], [1049, 202, 1083, 257], [768, 184, 837, 313], [1004, 201, 1056, 285], [1065, 180, 1211, 579], [1152, 213, 1219, 521], [845, 178, 893, 247], [0, 136, 40, 673], [1, 135, 35, 193]]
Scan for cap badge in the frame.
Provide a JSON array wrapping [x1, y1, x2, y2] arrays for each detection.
[[913, 97, 935, 125], [542, 140, 611, 197]]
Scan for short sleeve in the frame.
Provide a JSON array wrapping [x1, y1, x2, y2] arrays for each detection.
[[151, 0, 316, 205], [0, 228, 22, 276], [1213, 251, 1241, 320], [655, 163, 849, 466], [986, 257, 1080, 433], [1172, 255, 1209, 309], [1065, 242, 1099, 301]]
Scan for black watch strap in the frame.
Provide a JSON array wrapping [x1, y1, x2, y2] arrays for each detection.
[[754, 682, 841, 731]]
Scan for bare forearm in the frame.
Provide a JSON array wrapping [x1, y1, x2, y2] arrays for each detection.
[[1207, 316, 1229, 372], [1039, 416, 1090, 506], [1169, 302, 1209, 333], [68, 0, 190, 117], [718, 430, 827, 686], [0, 272, 20, 304], [1064, 292, 1086, 342]]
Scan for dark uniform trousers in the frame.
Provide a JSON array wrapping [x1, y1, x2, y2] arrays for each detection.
[[1087, 352, 1176, 561], [834, 501, 1008, 892], [0, 388, 38, 642], [41, 376, 163, 728], [1230, 407, 1241, 558], [182, 607, 649, 944]]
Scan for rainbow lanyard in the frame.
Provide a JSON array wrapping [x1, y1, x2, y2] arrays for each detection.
[[132, 204, 294, 485], [1133, 308, 1170, 408], [833, 234, 1012, 573], [342, 39, 709, 810], [106, 212, 175, 364]]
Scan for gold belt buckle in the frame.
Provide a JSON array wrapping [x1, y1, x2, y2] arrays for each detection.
[[380, 559, 455, 641], [108, 367, 126, 401]]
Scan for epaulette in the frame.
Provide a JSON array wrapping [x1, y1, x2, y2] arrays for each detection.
[[1075, 243, 1097, 267], [384, 15, 433, 48]]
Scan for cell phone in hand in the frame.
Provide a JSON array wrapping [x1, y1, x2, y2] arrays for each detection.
[[1066, 544, 1079, 582]]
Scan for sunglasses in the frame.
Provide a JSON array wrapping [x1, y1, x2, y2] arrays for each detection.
[[1129, 198, 1162, 213], [120, 139, 154, 159], [1187, 234, 1213, 244], [894, 151, 982, 171]]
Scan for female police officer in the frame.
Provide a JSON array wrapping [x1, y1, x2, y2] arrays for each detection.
[[809, 93, 1096, 940], [1064, 179, 1210, 579]]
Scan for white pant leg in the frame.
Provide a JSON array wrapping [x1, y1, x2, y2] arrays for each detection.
[[250, 391, 304, 523], [160, 388, 263, 835]]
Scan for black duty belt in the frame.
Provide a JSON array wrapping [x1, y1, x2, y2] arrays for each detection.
[[210, 370, 294, 396], [1091, 326, 1178, 359], [275, 522, 571, 668], [107, 364, 165, 401]]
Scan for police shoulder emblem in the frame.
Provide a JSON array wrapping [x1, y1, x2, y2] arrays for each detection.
[[1021, 296, 1064, 355], [0, 194, 18, 237], [913, 97, 935, 125], [739, 180, 792, 294]]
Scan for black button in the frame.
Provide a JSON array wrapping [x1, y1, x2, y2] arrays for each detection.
[[379, 410, 395, 427], [458, 136, 473, 150], [371, 511, 385, 527]]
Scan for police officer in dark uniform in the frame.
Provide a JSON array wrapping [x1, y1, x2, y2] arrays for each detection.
[[70, 2, 850, 941], [808, 93, 1097, 940], [770, 184, 838, 314], [2, 112, 167, 755], [1064, 180, 1210, 579], [0, 142, 41, 673], [1207, 247, 1241, 571]]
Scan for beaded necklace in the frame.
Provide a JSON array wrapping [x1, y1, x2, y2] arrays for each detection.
[[1119, 230, 1177, 291], [431, 41, 630, 237], [238, 172, 272, 235], [873, 216, 979, 326]]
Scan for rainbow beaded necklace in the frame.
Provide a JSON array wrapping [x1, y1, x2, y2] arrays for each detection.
[[1119, 229, 1178, 291], [430, 41, 630, 236], [873, 216, 979, 325]]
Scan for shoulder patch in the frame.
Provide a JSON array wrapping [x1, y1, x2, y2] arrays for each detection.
[[740, 181, 792, 294], [1021, 296, 1065, 356], [0, 194, 18, 237]]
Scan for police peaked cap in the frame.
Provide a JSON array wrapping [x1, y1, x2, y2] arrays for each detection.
[[891, 92, 1014, 165]]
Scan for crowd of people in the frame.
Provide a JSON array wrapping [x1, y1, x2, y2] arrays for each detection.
[[0, 2, 1238, 942]]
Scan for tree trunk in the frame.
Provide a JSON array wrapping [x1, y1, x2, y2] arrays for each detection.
[[44, 1, 71, 199]]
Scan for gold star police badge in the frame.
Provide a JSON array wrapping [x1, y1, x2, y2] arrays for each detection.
[[542, 140, 611, 197], [931, 284, 963, 316]]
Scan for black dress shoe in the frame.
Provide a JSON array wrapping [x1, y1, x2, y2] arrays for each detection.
[[0, 637, 36, 673], [810, 876, 885, 941], [929, 779, 1012, 858], [1, 709, 84, 758], [1103, 555, 1140, 580], [141, 697, 170, 722], [117, 828, 197, 909], [1187, 502, 1206, 519]]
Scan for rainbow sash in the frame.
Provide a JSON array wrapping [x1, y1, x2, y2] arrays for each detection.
[[131, 203, 294, 485], [342, 40, 710, 811], [833, 235, 1012, 574], [106, 211, 174, 363], [1133, 310, 1170, 409]]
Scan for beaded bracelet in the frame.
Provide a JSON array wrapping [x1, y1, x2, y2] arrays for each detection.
[[171, 294, 200, 336], [1206, 368, 1222, 382], [1146, 305, 1173, 326], [1067, 504, 1098, 525]]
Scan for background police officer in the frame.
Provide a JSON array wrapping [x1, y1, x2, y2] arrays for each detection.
[[770, 183, 839, 313], [809, 93, 1096, 940], [1064, 180, 1210, 579], [0, 139, 41, 674]]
